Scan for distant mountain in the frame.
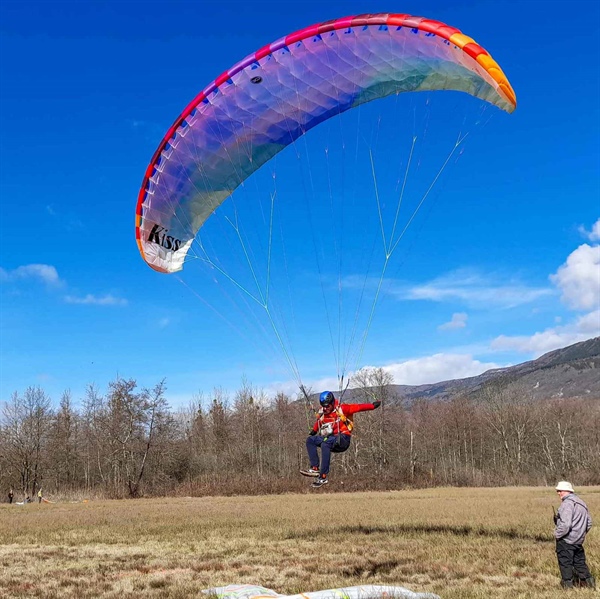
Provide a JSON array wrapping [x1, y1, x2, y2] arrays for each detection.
[[344, 337, 600, 404]]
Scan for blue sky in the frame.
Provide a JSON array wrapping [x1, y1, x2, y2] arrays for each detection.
[[1, 0, 599, 408]]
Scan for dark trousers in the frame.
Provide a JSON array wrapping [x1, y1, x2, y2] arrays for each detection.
[[556, 538, 591, 582], [306, 434, 351, 476]]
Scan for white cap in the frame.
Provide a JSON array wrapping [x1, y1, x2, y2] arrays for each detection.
[[555, 481, 574, 493]]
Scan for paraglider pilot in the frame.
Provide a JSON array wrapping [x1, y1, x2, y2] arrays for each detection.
[[301, 391, 380, 488]]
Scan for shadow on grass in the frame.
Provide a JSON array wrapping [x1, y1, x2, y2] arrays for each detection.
[[287, 524, 551, 543], [341, 559, 404, 577]]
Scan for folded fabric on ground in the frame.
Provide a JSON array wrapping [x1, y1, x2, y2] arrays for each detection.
[[203, 584, 440, 599]]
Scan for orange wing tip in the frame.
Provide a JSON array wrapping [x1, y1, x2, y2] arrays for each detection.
[[449, 32, 477, 49], [475, 54, 517, 109], [136, 237, 168, 273], [499, 83, 517, 109]]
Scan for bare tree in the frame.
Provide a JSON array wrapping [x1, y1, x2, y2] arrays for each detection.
[[80, 383, 106, 491], [207, 387, 231, 477], [351, 367, 395, 471], [2, 387, 53, 498], [47, 390, 81, 493], [478, 380, 535, 480], [127, 379, 172, 497]]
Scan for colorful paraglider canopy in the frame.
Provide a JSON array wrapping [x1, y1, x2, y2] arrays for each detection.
[[136, 13, 515, 274]]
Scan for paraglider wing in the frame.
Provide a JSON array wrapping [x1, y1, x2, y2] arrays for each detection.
[[136, 13, 516, 274], [204, 584, 440, 599]]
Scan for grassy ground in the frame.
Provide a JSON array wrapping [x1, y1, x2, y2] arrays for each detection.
[[0, 486, 598, 598]]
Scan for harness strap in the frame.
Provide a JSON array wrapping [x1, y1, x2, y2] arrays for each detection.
[[318, 406, 354, 433], [336, 407, 354, 432]]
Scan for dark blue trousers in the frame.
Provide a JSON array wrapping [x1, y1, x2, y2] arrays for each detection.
[[556, 539, 592, 583], [306, 433, 351, 476]]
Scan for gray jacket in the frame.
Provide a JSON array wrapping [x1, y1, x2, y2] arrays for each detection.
[[554, 493, 592, 545]]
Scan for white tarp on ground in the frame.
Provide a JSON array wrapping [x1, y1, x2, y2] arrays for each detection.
[[203, 584, 440, 599]]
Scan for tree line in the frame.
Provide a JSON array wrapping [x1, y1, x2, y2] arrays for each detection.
[[1, 368, 599, 501]]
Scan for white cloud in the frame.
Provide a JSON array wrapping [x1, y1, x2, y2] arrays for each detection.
[[388, 269, 552, 309], [578, 218, 600, 242], [577, 309, 600, 333], [376, 353, 501, 385], [158, 317, 171, 328], [0, 264, 129, 311], [438, 312, 467, 331], [264, 353, 502, 395], [491, 310, 599, 356], [64, 294, 127, 306], [550, 244, 600, 311], [489, 234, 599, 357], [0, 263, 62, 286]]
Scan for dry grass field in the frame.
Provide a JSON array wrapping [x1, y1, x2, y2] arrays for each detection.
[[0, 486, 598, 599]]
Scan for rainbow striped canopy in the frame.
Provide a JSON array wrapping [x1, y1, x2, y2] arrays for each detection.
[[136, 13, 516, 273]]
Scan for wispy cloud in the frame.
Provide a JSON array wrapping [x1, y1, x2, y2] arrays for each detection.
[[64, 294, 128, 306], [438, 312, 468, 331], [45, 204, 85, 231], [0, 263, 63, 286], [387, 268, 552, 309], [1, 264, 128, 309]]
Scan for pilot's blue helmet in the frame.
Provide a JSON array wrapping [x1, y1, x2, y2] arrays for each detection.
[[319, 391, 335, 407]]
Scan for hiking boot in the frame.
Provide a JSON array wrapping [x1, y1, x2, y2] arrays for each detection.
[[311, 477, 329, 488], [583, 576, 596, 589], [560, 579, 574, 589], [300, 467, 320, 478]]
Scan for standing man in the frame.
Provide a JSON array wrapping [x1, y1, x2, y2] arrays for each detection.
[[554, 481, 595, 589], [37, 488, 43, 504], [8, 488, 13, 504], [300, 390, 380, 488]]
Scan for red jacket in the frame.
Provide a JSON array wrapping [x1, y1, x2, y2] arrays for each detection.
[[312, 400, 375, 436]]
